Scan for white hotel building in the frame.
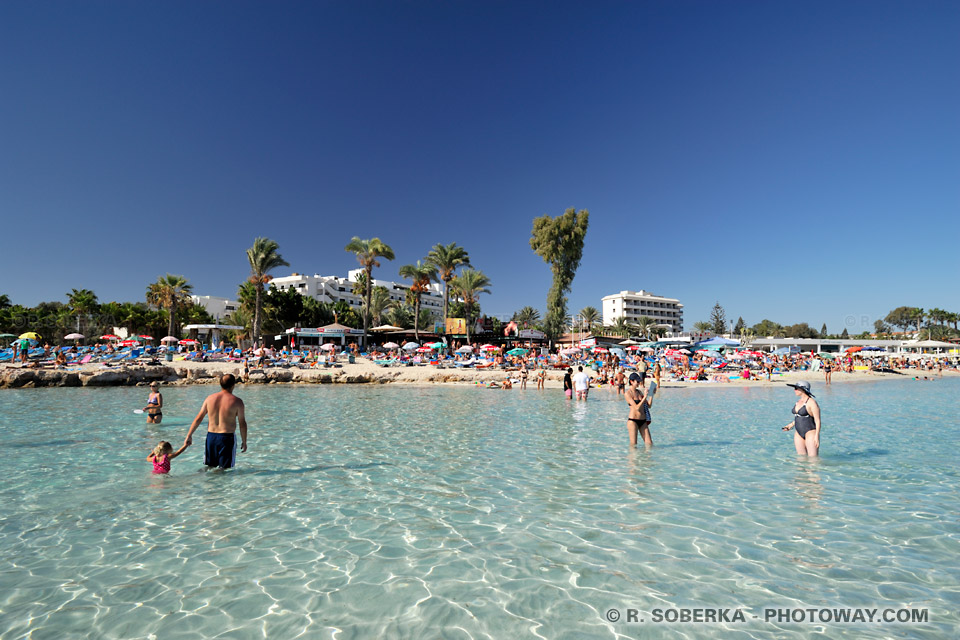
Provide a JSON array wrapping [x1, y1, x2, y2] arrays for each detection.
[[270, 269, 444, 318], [601, 290, 684, 333]]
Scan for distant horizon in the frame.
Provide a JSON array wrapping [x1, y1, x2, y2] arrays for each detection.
[[2, 2, 957, 332]]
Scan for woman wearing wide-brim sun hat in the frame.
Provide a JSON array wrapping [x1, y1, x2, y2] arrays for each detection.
[[781, 380, 821, 456]]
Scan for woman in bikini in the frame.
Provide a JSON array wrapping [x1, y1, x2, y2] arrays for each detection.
[[144, 382, 163, 424], [626, 372, 652, 446]]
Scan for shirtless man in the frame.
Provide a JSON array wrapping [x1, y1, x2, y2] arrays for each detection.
[[184, 374, 248, 469]]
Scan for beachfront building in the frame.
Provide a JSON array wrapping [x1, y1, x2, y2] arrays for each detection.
[[270, 269, 444, 317], [747, 337, 959, 355], [601, 290, 684, 333], [190, 295, 239, 321]]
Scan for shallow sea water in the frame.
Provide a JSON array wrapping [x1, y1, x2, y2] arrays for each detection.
[[1, 378, 958, 639]]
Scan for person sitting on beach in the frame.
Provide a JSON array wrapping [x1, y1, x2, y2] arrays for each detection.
[[147, 440, 190, 474], [502, 375, 513, 389], [55, 350, 67, 368]]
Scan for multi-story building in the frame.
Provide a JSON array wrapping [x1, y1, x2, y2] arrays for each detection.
[[270, 269, 444, 318], [601, 290, 684, 333], [190, 295, 240, 321]]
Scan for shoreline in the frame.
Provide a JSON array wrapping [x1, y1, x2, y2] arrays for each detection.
[[2, 358, 956, 390]]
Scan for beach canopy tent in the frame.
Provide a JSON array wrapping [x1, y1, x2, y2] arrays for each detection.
[[903, 340, 956, 350], [284, 323, 364, 348], [695, 336, 740, 348]]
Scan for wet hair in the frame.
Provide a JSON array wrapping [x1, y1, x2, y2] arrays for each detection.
[[152, 441, 173, 458], [220, 373, 236, 389]]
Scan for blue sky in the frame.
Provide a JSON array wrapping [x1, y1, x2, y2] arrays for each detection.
[[2, 1, 958, 332]]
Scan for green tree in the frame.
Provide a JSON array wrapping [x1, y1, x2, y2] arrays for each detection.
[[302, 297, 334, 327], [579, 306, 600, 331], [384, 304, 413, 329], [840, 327, 849, 339], [450, 269, 491, 344], [345, 237, 395, 346], [634, 316, 656, 339], [910, 307, 925, 332], [733, 316, 746, 337], [146, 274, 193, 337], [351, 272, 368, 298], [693, 321, 713, 334], [513, 306, 542, 328], [784, 322, 818, 339], [246, 237, 289, 344], [399, 260, 437, 341], [820, 323, 828, 338], [265, 286, 304, 333], [364, 286, 395, 327], [0, 294, 10, 310], [873, 319, 890, 336], [709, 302, 727, 335], [530, 208, 589, 343], [609, 316, 635, 338], [884, 306, 915, 333], [66, 288, 99, 335], [751, 319, 784, 338], [426, 242, 470, 319]]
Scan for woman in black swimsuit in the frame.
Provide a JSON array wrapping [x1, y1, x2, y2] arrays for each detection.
[[782, 380, 821, 456], [144, 382, 163, 424]]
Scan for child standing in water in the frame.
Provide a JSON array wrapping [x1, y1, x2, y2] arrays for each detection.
[[147, 441, 189, 474]]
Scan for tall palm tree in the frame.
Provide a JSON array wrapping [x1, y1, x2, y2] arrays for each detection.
[[398, 260, 437, 341], [693, 321, 713, 334], [363, 286, 395, 327], [0, 294, 11, 309], [449, 269, 491, 344], [345, 237, 395, 347], [351, 272, 368, 298], [634, 316, 655, 339], [66, 288, 99, 334], [609, 316, 634, 338], [146, 274, 193, 337], [512, 306, 541, 327], [426, 242, 470, 320], [246, 237, 289, 345], [579, 306, 600, 332]]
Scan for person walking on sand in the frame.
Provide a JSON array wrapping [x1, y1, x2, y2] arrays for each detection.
[[184, 374, 248, 469], [782, 380, 821, 456]]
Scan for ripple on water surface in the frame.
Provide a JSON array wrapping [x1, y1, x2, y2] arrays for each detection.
[[1, 379, 958, 638]]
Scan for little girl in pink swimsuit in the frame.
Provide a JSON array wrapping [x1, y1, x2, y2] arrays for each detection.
[[147, 441, 189, 474]]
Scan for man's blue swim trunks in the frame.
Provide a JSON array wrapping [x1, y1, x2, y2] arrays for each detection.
[[205, 432, 236, 469]]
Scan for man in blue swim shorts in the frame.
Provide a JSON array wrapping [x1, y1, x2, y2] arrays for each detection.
[[183, 374, 248, 469]]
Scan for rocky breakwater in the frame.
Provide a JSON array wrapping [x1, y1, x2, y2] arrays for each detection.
[[0, 365, 181, 389]]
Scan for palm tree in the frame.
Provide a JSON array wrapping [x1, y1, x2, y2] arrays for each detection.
[[512, 306, 541, 328], [0, 294, 10, 310], [246, 237, 289, 345], [693, 321, 713, 334], [364, 286, 395, 327], [351, 272, 368, 298], [426, 242, 470, 320], [634, 316, 655, 339], [398, 260, 437, 341], [910, 307, 925, 333], [579, 306, 600, 332], [449, 269, 491, 344], [66, 288, 99, 334], [384, 304, 413, 329], [609, 316, 634, 338], [345, 237, 395, 347], [146, 274, 193, 337]]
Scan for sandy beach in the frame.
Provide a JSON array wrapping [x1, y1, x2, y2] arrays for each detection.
[[2, 357, 955, 389]]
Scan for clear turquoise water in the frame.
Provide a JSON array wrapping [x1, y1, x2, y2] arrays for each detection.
[[1, 379, 958, 639]]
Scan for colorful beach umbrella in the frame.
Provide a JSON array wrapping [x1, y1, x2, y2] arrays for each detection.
[[179, 339, 199, 345], [426, 342, 444, 349], [416, 346, 433, 353], [402, 342, 420, 350], [19, 332, 42, 340], [506, 348, 528, 356], [319, 344, 335, 351], [120, 340, 140, 347], [100, 334, 119, 340], [160, 336, 179, 343], [381, 342, 399, 349], [138, 335, 154, 340], [480, 344, 498, 351], [64, 333, 85, 340], [456, 345, 474, 353]]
